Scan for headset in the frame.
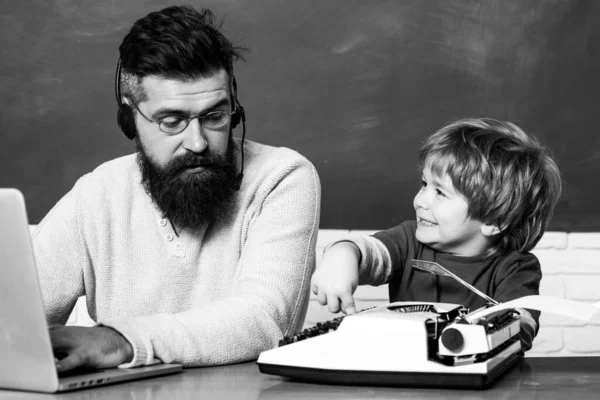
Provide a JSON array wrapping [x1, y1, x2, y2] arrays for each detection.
[[115, 58, 246, 190]]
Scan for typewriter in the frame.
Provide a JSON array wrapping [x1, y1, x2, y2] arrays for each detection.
[[257, 301, 522, 389]]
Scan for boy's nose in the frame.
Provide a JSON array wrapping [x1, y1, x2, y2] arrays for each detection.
[[413, 189, 429, 210]]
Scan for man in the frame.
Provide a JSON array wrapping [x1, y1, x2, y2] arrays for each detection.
[[33, 5, 320, 372]]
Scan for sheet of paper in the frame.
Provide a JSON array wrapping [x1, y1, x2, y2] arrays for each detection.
[[465, 295, 600, 323]]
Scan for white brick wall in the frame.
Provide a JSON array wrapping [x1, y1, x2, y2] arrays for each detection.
[[61, 229, 600, 357], [529, 232, 600, 356], [308, 230, 600, 358]]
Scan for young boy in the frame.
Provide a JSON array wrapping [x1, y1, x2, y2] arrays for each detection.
[[311, 118, 562, 351]]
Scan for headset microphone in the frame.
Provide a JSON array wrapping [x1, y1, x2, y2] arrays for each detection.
[[232, 105, 245, 191], [231, 77, 246, 191]]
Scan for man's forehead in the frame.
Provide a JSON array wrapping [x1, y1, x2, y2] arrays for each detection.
[[140, 70, 231, 104]]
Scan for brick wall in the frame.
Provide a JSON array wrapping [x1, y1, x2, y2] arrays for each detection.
[[306, 230, 600, 357], [64, 229, 600, 357]]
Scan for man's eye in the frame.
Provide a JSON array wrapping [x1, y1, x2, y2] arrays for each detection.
[[204, 111, 225, 124], [160, 116, 186, 129]]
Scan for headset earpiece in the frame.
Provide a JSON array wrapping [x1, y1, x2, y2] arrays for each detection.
[[115, 58, 136, 140], [117, 103, 137, 140], [231, 102, 244, 129]]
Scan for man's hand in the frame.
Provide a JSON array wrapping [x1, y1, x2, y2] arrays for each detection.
[[49, 325, 134, 373], [310, 241, 361, 315]]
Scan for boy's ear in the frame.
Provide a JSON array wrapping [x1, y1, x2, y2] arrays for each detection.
[[481, 223, 503, 237]]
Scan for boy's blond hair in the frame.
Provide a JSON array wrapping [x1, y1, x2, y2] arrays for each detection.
[[420, 118, 562, 255]]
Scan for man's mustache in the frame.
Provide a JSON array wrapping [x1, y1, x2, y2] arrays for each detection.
[[169, 152, 231, 173]]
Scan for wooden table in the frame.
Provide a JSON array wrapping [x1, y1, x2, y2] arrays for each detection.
[[1, 357, 599, 399]]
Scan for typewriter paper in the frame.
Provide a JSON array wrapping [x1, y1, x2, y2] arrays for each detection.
[[465, 295, 600, 323]]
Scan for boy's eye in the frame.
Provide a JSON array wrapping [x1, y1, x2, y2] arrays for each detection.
[[436, 189, 446, 197], [420, 180, 427, 187]]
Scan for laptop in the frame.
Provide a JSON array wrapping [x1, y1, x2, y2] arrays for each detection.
[[0, 188, 182, 393]]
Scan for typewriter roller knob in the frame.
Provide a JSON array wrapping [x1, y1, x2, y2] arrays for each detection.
[[441, 327, 464, 352]]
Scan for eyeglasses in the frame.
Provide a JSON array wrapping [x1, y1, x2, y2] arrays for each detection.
[[131, 102, 235, 134]]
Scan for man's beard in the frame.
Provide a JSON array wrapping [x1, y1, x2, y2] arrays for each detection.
[[136, 139, 238, 230]]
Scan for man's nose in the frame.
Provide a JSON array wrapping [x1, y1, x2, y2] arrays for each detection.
[[182, 118, 208, 153]]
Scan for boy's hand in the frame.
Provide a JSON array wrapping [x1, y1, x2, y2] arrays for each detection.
[[311, 242, 360, 315]]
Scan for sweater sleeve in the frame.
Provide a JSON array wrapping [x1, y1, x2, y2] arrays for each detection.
[[322, 222, 413, 287], [492, 253, 542, 352], [372, 222, 414, 283], [323, 235, 392, 286], [100, 159, 321, 367], [32, 180, 88, 324]]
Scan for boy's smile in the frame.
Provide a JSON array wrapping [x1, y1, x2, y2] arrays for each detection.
[[417, 217, 437, 227], [413, 164, 492, 256]]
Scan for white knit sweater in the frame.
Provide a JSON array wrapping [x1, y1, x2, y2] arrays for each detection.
[[32, 139, 321, 367]]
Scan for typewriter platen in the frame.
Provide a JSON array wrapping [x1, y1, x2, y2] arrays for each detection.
[[257, 301, 522, 389]]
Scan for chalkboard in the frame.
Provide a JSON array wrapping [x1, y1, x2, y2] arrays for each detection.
[[1, 0, 599, 231]]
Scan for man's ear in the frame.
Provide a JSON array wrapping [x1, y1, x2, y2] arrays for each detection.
[[481, 223, 503, 237]]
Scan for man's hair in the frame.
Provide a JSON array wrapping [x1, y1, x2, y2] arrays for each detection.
[[419, 118, 562, 255], [119, 5, 246, 103]]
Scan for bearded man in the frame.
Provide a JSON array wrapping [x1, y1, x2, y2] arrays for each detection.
[[33, 5, 320, 372]]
